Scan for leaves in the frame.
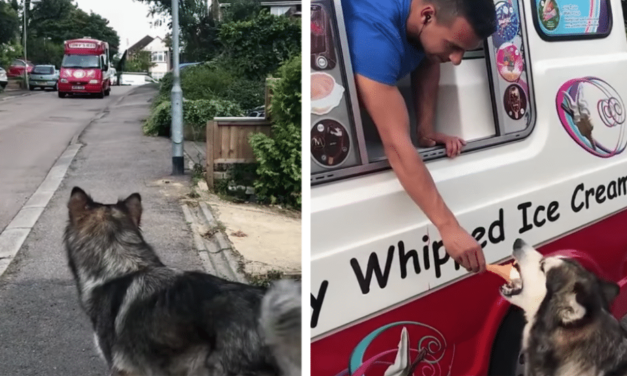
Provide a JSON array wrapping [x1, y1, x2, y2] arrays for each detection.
[[124, 50, 156, 72], [249, 53, 301, 208], [217, 10, 301, 80], [143, 98, 243, 136], [0, 0, 20, 45]]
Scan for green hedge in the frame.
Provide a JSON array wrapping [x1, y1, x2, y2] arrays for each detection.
[[143, 98, 243, 137], [249, 53, 301, 208]]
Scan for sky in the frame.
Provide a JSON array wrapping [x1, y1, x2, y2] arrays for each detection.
[[73, 0, 171, 52]]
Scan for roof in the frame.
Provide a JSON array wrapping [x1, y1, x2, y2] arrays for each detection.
[[127, 35, 155, 54]]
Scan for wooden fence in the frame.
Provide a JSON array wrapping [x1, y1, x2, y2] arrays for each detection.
[[205, 118, 272, 189]]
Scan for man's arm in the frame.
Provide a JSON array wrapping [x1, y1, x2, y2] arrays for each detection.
[[411, 59, 465, 157], [355, 73, 456, 229], [355, 73, 485, 272]]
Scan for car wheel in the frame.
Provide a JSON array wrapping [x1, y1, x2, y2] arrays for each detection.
[[29, 86, 34, 91], [96, 89, 104, 99], [105, 88, 110, 96], [58, 92, 66, 98]]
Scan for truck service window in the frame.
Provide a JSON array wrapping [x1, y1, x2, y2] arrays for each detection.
[[310, 0, 537, 185]]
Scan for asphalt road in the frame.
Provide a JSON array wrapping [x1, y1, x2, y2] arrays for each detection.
[[0, 84, 204, 375], [0, 88, 118, 233]]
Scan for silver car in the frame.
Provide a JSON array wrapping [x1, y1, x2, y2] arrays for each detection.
[[0, 67, 7, 90], [29, 65, 59, 91]]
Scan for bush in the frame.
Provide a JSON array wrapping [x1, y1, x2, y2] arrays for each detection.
[[143, 98, 243, 137], [155, 64, 264, 113], [218, 10, 301, 81], [222, 78, 265, 112], [249, 53, 301, 208], [180, 64, 235, 100]]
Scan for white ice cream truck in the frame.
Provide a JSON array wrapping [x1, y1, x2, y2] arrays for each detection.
[[310, 0, 627, 374]]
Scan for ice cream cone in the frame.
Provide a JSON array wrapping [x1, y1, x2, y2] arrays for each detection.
[[487, 263, 515, 283]]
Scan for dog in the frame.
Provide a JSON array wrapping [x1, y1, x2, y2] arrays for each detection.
[[63, 187, 301, 376], [499, 238, 627, 376]]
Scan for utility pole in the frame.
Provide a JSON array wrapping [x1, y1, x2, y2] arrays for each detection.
[[23, 0, 29, 90], [170, 0, 184, 175]]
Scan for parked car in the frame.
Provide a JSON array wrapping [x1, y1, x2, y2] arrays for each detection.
[[109, 67, 118, 85], [0, 67, 7, 89], [247, 105, 265, 118], [7, 59, 34, 77], [28, 65, 59, 91]]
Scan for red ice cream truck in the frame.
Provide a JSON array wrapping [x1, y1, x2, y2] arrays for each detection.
[[58, 38, 111, 98], [311, 0, 627, 375]]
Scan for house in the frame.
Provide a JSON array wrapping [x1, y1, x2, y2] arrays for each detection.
[[125, 35, 171, 80], [212, 0, 301, 21]]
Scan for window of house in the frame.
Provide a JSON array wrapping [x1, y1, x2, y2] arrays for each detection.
[[310, 0, 537, 185], [152, 52, 165, 62]]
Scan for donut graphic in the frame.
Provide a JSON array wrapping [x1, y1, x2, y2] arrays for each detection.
[[496, 43, 524, 82]]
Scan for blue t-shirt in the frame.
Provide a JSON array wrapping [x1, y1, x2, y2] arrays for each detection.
[[340, 0, 426, 85]]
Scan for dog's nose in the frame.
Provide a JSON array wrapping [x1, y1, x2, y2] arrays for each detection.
[[513, 238, 526, 250]]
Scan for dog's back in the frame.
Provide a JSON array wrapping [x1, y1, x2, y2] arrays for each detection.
[[260, 279, 302, 376], [64, 187, 300, 376]]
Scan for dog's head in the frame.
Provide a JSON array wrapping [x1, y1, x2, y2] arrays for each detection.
[[67, 186, 143, 234], [500, 239, 620, 325]]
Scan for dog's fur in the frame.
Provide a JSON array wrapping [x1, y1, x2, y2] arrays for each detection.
[[499, 238, 627, 376], [63, 187, 301, 376]]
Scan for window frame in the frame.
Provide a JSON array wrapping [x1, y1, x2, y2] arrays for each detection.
[[310, 0, 538, 186]]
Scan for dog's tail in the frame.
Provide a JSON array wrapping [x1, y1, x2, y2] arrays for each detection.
[[260, 278, 301, 376]]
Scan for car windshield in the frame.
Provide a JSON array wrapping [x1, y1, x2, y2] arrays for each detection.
[[62, 55, 100, 68], [33, 66, 54, 74]]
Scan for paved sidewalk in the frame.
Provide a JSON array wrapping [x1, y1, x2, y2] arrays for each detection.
[[0, 85, 205, 375], [184, 141, 301, 280]]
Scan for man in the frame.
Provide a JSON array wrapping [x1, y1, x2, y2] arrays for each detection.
[[341, 0, 497, 273]]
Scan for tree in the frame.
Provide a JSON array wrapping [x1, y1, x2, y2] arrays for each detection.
[[0, 0, 20, 45], [21, 0, 120, 66], [218, 10, 301, 80], [133, 0, 223, 62], [124, 50, 155, 72]]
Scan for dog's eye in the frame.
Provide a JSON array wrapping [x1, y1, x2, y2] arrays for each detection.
[[540, 260, 545, 272]]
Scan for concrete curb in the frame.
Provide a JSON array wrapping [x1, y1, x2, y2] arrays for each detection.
[[181, 202, 248, 283], [0, 143, 82, 276]]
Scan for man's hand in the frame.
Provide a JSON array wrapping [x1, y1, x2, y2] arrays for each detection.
[[418, 132, 467, 158], [438, 223, 486, 273]]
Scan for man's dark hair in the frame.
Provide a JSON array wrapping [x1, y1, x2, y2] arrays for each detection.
[[426, 0, 498, 40]]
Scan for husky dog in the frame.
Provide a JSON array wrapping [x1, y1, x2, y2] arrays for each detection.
[[499, 238, 627, 376], [63, 187, 301, 376]]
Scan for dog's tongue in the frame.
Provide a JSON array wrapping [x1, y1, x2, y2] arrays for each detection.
[[487, 263, 515, 283]]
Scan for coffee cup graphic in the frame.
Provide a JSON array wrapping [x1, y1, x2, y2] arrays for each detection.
[[311, 72, 345, 115]]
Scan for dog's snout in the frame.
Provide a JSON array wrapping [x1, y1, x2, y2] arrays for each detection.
[[514, 238, 526, 251]]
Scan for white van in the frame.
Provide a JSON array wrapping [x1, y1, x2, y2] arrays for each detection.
[[119, 72, 157, 86], [310, 0, 627, 375]]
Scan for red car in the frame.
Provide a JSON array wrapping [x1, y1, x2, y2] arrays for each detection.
[[7, 59, 35, 77]]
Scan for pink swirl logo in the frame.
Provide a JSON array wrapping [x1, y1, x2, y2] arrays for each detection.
[[556, 77, 626, 158], [333, 321, 455, 376]]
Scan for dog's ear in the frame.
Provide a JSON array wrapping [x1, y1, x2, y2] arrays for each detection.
[[68, 187, 91, 223], [123, 193, 142, 227], [559, 282, 588, 324], [599, 278, 620, 307]]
